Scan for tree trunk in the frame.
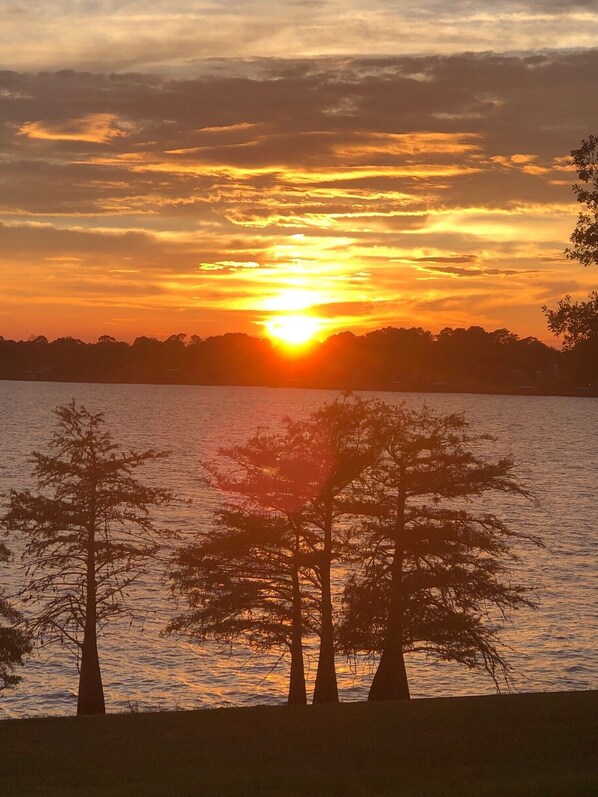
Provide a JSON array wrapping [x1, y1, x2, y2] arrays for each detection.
[[77, 619, 105, 715], [288, 554, 307, 705], [368, 482, 410, 701], [313, 500, 339, 704], [368, 643, 410, 701], [77, 512, 105, 716]]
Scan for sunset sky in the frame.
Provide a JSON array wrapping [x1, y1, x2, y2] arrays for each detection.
[[2, 2, 598, 343]]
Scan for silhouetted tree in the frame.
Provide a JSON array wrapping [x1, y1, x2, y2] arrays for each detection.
[[337, 403, 539, 701], [545, 292, 598, 386], [362, 327, 434, 385], [169, 398, 379, 705], [168, 429, 319, 705], [169, 508, 313, 705], [284, 395, 380, 703], [2, 401, 173, 714], [566, 134, 598, 268], [545, 293, 598, 348], [544, 135, 598, 383], [0, 540, 31, 690]]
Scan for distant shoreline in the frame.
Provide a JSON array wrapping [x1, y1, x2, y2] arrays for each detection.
[[2, 376, 597, 399]]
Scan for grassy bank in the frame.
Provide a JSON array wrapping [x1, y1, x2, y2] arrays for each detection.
[[1, 691, 596, 796]]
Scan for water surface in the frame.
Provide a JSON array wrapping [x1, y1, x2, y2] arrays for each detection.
[[0, 382, 596, 717]]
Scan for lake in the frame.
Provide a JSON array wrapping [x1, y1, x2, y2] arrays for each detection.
[[0, 381, 596, 718]]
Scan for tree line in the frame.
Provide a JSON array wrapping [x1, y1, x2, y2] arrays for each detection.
[[1, 396, 540, 714], [0, 324, 590, 393]]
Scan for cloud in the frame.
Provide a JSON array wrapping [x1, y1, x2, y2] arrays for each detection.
[[408, 255, 478, 264], [2, 2, 598, 72], [413, 263, 528, 278], [312, 300, 386, 318], [18, 113, 127, 143], [198, 260, 261, 272], [1, 51, 597, 342]]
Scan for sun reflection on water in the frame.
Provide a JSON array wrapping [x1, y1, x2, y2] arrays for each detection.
[[1, 382, 596, 717]]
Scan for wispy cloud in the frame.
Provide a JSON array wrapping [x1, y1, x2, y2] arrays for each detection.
[[2, 2, 598, 71], [18, 114, 127, 144]]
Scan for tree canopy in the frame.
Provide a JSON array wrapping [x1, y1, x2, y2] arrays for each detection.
[[544, 292, 598, 349], [168, 429, 319, 705], [544, 134, 598, 383], [337, 403, 539, 700], [2, 401, 174, 714], [566, 134, 598, 268], [0, 540, 31, 690], [169, 395, 539, 704]]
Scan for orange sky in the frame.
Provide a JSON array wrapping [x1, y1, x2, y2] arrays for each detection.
[[1, 14, 598, 343]]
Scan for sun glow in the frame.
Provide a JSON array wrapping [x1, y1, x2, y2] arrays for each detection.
[[264, 314, 322, 347]]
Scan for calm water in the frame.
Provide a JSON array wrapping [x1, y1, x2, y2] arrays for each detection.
[[0, 381, 596, 718]]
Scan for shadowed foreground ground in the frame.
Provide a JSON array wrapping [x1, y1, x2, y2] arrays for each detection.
[[1, 691, 596, 796]]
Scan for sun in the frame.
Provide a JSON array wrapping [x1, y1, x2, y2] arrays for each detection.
[[264, 314, 321, 347]]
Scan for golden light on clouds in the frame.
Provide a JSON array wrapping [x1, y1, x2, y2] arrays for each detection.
[[3, 1, 598, 72], [1, 52, 597, 343], [19, 114, 126, 144]]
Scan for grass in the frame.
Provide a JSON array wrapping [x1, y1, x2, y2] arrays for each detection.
[[1, 690, 596, 796]]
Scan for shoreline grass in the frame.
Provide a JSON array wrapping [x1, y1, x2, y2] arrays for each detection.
[[1, 690, 596, 796]]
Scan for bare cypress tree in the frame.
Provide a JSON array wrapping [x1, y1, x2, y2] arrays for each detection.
[[284, 395, 381, 704], [0, 540, 31, 690], [168, 429, 318, 705], [169, 397, 382, 706], [2, 401, 173, 715], [337, 403, 540, 701], [168, 507, 315, 705]]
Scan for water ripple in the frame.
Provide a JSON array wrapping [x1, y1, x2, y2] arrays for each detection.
[[1, 383, 596, 717]]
